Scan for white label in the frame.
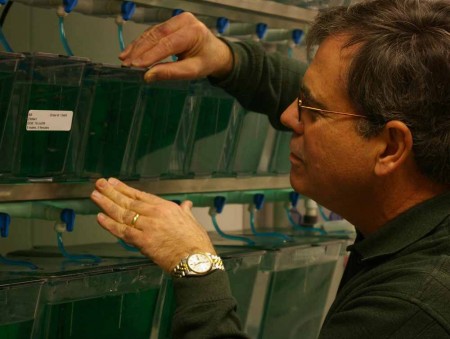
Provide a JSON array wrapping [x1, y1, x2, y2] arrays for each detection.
[[26, 110, 73, 131]]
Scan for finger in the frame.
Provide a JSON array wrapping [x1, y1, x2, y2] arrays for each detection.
[[97, 212, 141, 241], [91, 188, 148, 226], [121, 13, 195, 65], [180, 200, 196, 220], [143, 57, 204, 82], [118, 24, 157, 60], [107, 177, 163, 204], [119, 22, 163, 61], [95, 178, 150, 214], [128, 28, 202, 68], [123, 13, 208, 68], [95, 178, 134, 207], [180, 200, 193, 211]]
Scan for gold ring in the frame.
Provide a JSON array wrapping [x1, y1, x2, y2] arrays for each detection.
[[131, 213, 140, 227]]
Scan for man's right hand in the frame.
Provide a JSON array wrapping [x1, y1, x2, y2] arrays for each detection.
[[119, 12, 234, 82]]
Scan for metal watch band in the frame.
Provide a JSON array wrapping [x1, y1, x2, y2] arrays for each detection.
[[172, 253, 224, 278]]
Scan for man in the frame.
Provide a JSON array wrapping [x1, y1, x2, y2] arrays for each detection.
[[90, 0, 450, 338]]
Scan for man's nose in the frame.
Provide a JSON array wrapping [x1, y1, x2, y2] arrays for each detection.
[[281, 100, 304, 134]]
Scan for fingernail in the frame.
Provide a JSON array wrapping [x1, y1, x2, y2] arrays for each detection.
[[108, 177, 119, 186], [144, 71, 155, 83], [97, 178, 107, 188], [131, 58, 143, 67], [97, 212, 106, 221], [91, 190, 102, 199]]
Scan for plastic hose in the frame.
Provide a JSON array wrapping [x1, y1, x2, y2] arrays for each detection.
[[211, 213, 255, 246], [249, 209, 292, 241], [285, 207, 327, 235], [57, 231, 101, 263], [58, 15, 74, 56]]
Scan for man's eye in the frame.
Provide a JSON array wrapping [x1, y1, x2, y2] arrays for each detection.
[[305, 107, 324, 121]]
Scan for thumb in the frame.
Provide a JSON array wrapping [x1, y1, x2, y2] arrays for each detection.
[[180, 200, 194, 213]]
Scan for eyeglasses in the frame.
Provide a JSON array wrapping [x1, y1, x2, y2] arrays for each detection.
[[297, 98, 367, 122]]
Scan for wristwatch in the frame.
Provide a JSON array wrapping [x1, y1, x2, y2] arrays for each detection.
[[172, 252, 224, 278]]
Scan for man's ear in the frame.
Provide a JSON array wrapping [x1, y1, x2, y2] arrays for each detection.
[[374, 120, 413, 176]]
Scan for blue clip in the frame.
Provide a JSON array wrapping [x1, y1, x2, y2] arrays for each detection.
[[121, 1, 136, 21], [60, 208, 76, 232], [329, 211, 343, 221], [253, 193, 265, 210], [0, 0, 9, 6], [213, 196, 226, 214], [216, 17, 229, 35], [172, 8, 184, 16], [211, 196, 255, 246], [0, 213, 11, 238], [289, 191, 300, 208], [63, 0, 78, 13], [291, 29, 304, 45], [256, 23, 268, 40]]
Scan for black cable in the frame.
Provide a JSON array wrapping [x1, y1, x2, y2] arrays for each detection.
[[0, 1, 13, 28]]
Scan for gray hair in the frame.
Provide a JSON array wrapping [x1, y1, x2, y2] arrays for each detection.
[[306, 0, 450, 185]]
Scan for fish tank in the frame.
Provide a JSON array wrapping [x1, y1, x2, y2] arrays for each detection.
[[0, 274, 44, 339], [6, 53, 87, 181], [128, 80, 195, 179], [185, 80, 245, 178], [231, 111, 271, 177], [76, 63, 145, 179], [0, 52, 25, 182], [3, 252, 164, 339], [258, 239, 343, 339]]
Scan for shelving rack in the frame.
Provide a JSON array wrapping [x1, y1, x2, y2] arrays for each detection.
[[0, 0, 312, 201]]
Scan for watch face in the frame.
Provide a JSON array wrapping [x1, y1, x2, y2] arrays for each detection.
[[187, 253, 213, 274]]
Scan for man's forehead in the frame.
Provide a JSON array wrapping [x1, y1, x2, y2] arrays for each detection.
[[310, 35, 356, 73], [316, 35, 356, 68], [304, 35, 358, 106]]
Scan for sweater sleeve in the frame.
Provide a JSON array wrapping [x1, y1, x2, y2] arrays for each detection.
[[172, 270, 250, 339], [209, 39, 307, 131]]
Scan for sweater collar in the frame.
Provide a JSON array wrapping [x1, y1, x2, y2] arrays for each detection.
[[348, 191, 450, 262]]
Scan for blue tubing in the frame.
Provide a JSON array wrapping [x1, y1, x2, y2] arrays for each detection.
[[118, 23, 125, 52], [57, 233, 101, 263], [288, 47, 293, 59], [250, 210, 293, 241], [0, 26, 13, 52], [58, 16, 74, 56], [0, 255, 37, 270], [211, 215, 255, 246], [318, 205, 330, 221], [285, 207, 327, 235], [118, 238, 140, 252]]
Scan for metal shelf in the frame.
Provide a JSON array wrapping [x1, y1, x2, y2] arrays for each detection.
[[0, 176, 291, 202], [134, 0, 317, 29]]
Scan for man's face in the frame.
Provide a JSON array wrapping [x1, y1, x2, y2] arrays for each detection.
[[280, 35, 379, 208]]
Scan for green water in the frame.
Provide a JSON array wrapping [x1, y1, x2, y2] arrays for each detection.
[[134, 87, 188, 178], [227, 264, 260, 327], [36, 288, 159, 339], [269, 131, 291, 174], [259, 261, 336, 339], [79, 79, 142, 179], [232, 112, 270, 176], [14, 83, 80, 178], [0, 71, 17, 178], [0, 71, 15, 124], [158, 279, 175, 339], [0, 320, 33, 339], [188, 96, 239, 176]]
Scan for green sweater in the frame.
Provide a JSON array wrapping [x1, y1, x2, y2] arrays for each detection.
[[172, 41, 450, 339]]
